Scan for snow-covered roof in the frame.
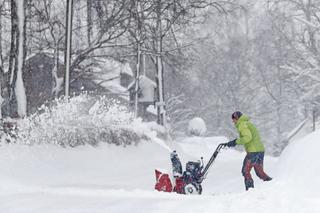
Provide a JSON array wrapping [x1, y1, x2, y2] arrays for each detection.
[[146, 105, 157, 115], [127, 75, 157, 90], [120, 63, 133, 76], [26, 50, 65, 64], [90, 59, 134, 100]]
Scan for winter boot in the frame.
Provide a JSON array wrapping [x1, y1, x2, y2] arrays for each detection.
[[245, 178, 254, 191], [264, 177, 272, 181]]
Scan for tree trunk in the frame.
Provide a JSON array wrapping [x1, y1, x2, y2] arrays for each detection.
[[14, 0, 27, 117], [156, 0, 166, 125], [86, 0, 92, 46], [0, 5, 3, 70], [65, 0, 74, 97], [0, 5, 4, 118], [305, 0, 317, 55], [52, 42, 60, 98], [8, 0, 18, 117], [7, 0, 27, 118]]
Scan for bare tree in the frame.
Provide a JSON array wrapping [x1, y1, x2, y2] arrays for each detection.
[[268, 0, 320, 103], [138, 0, 229, 125]]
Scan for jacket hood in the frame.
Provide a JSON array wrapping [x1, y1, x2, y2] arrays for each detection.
[[236, 114, 249, 126]]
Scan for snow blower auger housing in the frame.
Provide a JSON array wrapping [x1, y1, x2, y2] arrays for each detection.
[[155, 143, 226, 195]]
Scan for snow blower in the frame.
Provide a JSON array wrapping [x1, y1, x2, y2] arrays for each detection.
[[155, 143, 226, 195]]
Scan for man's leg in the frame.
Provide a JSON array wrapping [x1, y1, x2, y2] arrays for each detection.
[[253, 152, 272, 181], [242, 154, 254, 190]]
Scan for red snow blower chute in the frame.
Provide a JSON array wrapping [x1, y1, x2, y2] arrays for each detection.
[[154, 143, 226, 195]]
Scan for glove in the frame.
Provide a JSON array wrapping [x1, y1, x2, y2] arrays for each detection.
[[226, 139, 237, 147], [170, 150, 178, 159]]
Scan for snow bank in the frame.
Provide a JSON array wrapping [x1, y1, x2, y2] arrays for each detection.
[[0, 141, 172, 193], [277, 129, 320, 196], [15, 94, 150, 147], [1, 131, 315, 212]]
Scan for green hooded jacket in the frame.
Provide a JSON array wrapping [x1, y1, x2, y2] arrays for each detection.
[[235, 115, 265, 153]]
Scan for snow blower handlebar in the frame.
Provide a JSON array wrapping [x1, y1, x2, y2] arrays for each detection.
[[200, 143, 226, 182]]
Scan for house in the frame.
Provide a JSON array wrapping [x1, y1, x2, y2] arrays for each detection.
[[4, 52, 157, 121], [22, 53, 116, 115], [120, 63, 133, 88], [15, 53, 130, 116], [23, 52, 64, 114]]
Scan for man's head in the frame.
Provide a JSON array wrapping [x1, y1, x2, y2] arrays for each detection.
[[231, 111, 242, 124]]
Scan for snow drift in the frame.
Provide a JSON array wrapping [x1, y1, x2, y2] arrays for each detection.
[[277, 129, 320, 196]]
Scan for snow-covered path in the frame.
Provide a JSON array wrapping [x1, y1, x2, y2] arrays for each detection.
[[0, 134, 319, 213], [1, 182, 316, 213]]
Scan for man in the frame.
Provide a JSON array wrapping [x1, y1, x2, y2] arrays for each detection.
[[224, 111, 272, 191]]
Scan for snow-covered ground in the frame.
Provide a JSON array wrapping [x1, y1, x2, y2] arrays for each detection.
[[1, 129, 319, 213], [0, 95, 319, 212]]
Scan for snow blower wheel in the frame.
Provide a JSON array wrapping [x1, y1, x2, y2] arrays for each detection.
[[184, 183, 202, 195]]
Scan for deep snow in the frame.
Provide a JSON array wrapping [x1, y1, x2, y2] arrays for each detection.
[[0, 94, 319, 213], [1, 129, 319, 212]]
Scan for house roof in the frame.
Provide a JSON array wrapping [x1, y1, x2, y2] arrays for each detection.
[[120, 63, 134, 76], [127, 75, 157, 90], [87, 59, 136, 100]]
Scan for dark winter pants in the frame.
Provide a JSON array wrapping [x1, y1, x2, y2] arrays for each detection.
[[242, 152, 271, 190]]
